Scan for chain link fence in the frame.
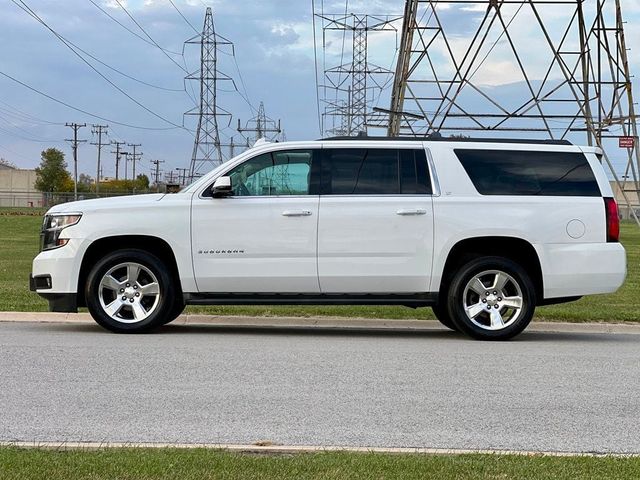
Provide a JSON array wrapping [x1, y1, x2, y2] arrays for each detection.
[[0, 190, 150, 209]]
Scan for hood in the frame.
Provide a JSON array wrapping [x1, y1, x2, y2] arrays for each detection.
[[47, 193, 168, 214]]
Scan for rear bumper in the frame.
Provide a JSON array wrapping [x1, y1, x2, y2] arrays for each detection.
[[538, 242, 627, 299]]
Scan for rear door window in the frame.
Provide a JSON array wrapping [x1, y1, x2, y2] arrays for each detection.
[[322, 148, 432, 195], [454, 149, 601, 196]]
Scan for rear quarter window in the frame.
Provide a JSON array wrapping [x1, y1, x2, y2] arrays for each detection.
[[454, 149, 601, 196]]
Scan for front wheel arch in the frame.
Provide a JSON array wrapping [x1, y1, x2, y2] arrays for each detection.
[[77, 235, 182, 308]]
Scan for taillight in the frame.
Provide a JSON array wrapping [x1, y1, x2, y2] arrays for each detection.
[[604, 197, 620, 242]]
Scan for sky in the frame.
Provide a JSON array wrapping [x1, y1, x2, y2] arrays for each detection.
[[0, 0, 639, 181]]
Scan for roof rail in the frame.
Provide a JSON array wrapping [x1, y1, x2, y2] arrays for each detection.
[[319, 135, 573, 146]]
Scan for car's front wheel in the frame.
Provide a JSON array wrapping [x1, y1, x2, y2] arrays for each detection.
[[85, 249, 177, 333], [446, 256, 536, 340], [431, 303, 458, 331]]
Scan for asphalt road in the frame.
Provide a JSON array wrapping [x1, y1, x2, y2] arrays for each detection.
[[1, 321, 639, 453]]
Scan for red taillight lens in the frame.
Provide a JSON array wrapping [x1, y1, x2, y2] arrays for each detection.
[[604, 197, 620, 242]]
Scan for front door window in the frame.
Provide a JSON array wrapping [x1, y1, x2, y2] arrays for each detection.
[[228, 150, 313, 196]]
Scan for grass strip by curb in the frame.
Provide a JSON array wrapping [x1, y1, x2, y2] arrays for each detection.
[[1, 446, 640, 480]]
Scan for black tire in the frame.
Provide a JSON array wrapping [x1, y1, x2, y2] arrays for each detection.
[[446, 256, 536, 340], [85, 249, 177, 333], [431, 303, 459, 331], [162, 300, 185, 326]]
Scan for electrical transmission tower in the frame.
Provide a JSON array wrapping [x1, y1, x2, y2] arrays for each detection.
[[315, 13, 400, 136], [385, 0, 640, 224], [237, 102, 281, 143], [185, 7, 233, 181]]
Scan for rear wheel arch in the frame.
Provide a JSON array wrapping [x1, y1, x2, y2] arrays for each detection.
[[438, 236, 543, 303], [77, 235, 182, 308]]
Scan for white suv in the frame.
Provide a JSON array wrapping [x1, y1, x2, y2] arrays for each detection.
[[31, 137, 626, 340]]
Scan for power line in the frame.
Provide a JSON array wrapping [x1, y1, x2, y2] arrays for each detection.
[[168, 0, 199, 34], [87, 0, 183, 56], [0, 69, 180, 131], [0, 115, 58, 143], [111, 0, 189, 75], [12, 0, 186, 130], [15, 10, 185, 93], [0, 99, 62, 126]]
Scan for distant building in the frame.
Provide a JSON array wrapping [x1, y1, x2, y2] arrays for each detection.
[[0, 167, 40, 207]]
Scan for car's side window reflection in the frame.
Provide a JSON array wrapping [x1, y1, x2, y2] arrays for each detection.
[[227, 151, 313, 196]]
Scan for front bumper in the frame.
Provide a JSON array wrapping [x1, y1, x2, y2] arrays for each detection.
[[30, 273, 78, 312]]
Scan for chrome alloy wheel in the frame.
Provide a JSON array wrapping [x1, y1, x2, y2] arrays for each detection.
[[462, 270, 523, 331], [98, 262, 161, 324]]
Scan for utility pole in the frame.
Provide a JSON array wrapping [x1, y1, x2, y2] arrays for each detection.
[[65, 122, 87, 201], [175, 167, 189, 185], [122, 151, 130, 180], [111, 141, 126, 180], [151, 159, 165, 192], [91, 124, 108, 195], [128, 143, 142, 181]]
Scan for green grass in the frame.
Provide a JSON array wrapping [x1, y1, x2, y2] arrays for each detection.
[[0, 210, 47, 311], [0, 447, 639, 480], [1, 206, 638, 322]]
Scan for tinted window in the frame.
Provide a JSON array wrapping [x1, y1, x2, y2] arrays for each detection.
[[455, 149, 600, 196], [324, 148, 431, 195], [227, 150, 313, 196]]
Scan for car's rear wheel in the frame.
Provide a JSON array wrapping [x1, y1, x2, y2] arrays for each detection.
[[85, 249, 176, 333], [446, 256, 535, 340], [431, 303, 458, 331]]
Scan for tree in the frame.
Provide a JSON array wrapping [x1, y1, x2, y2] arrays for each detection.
[[135, 174, 150, 191], [78, 173, 93, 193], [34, 148, 73, 193]]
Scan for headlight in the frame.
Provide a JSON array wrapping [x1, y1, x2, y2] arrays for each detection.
[[40, 213, 82, 251]]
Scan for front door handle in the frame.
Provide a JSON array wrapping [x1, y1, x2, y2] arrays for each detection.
[[282, 210, 313, 217], [396, 208, 427, 216]]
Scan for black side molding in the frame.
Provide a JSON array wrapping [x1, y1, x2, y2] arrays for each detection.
[[184, 292, 438, 308], [537, 296, 582, 306]]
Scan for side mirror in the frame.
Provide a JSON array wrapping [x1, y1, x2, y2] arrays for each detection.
[[211, 176, 232, 197]]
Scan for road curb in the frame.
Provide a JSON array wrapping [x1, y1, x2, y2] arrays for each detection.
[[1, 311, 639, 334], [1, 441, 638, 457]]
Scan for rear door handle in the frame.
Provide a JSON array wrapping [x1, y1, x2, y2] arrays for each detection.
[[396, 209, 427, 216], [282, 210, 313, 217]]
